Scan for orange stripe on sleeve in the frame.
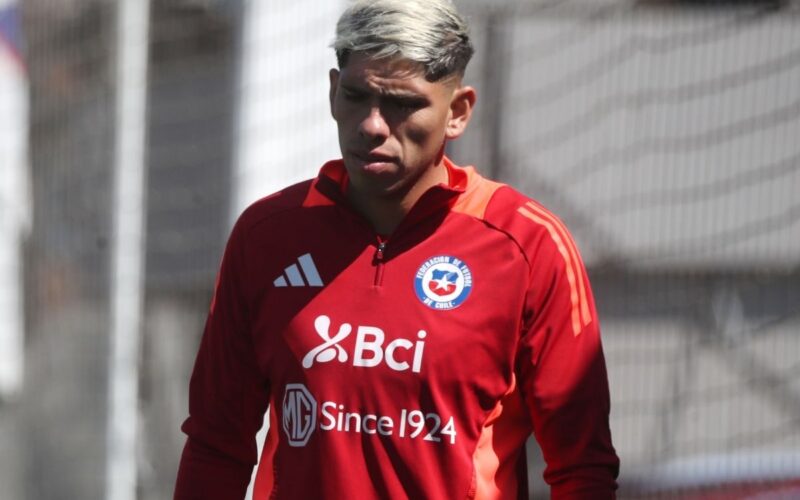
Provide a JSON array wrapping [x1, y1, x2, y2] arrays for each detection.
[[524, 202, 592, 327], [517, 206, 583, 336]]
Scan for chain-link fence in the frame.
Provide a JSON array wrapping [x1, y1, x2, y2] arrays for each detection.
[[452, 2, 800, 496], [463, 1, 800, 269], [1, 0, 798, 498]]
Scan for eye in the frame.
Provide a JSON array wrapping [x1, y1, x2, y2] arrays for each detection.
[[388, 97, 427, 113], [342, 88, 367, 102]]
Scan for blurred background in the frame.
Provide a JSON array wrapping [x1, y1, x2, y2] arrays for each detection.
[[0, 0, 799, 498]]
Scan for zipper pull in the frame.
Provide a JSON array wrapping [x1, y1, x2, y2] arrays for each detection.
[[375, 241, 387, 262]]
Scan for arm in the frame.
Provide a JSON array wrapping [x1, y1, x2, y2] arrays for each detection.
[[174, 219, 271, 500], [516, 228, 619, 499]]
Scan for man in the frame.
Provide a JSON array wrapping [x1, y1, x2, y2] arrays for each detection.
[[175, 1, 619, 498]]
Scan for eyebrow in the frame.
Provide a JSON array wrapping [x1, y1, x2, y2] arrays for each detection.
[[341, 83, 427, 101]]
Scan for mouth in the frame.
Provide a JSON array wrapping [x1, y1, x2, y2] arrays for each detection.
[[352, 150, 397, 163], [350, 151, 399, 173]]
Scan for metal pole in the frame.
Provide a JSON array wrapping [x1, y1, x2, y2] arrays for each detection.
[[106, 0, 150, 498]]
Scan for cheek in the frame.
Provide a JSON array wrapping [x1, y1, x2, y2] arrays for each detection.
[[403, 113, 447, 147], [333, 103, 350, 128], [333, 99, 360, 128], [405, 126, 430, 146]]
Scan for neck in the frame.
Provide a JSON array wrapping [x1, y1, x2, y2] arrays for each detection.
[[349, 159, 449, 236]]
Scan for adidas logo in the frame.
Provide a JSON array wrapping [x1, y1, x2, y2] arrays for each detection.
[[274, 253, 324, 288]]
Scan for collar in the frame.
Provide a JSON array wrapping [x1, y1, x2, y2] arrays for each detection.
[[305, 156, 469, 208], [302, 156, 472, 237]]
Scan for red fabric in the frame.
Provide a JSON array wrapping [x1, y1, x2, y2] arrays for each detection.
[[174, 158, 619, 499]]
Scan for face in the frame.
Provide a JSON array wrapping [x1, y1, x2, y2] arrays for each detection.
[[329, 52, 475, 202]]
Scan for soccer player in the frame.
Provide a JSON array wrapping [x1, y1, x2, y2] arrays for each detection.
[[174, 1, 620, 498]]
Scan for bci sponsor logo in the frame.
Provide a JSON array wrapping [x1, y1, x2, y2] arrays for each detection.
[[302, 315, 427, 373]]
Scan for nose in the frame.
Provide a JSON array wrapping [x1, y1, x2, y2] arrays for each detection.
[[359, 106, 390, 142]]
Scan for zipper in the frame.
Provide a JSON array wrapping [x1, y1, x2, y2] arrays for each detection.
[[373, 239, 387, 287]]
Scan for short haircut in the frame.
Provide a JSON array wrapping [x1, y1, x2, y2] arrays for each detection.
[[332, 0, 474, 82]]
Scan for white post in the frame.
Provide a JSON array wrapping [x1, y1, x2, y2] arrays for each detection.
[[106, 0, 150, 499], [232, 0, 343, 220], [0, 0, 30, 401]]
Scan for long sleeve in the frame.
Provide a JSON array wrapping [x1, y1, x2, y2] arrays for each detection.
[[174, 219, 271, 500], [516, 226, 620, 499]]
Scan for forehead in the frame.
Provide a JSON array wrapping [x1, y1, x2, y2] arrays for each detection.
[[339, 52, 447, 94]]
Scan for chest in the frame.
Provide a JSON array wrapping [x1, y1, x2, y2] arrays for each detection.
[[249, 214, 528, 406]]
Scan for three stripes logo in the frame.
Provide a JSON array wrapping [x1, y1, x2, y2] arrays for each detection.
[[516, 201, 592, 337], [273, 253, 324, 288]]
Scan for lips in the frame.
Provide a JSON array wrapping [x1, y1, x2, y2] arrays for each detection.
[[349, 151, 400, 175], [352, 151, 397, 164]]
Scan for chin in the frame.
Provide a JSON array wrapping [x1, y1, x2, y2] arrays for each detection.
[[349, 175, 407, 200]]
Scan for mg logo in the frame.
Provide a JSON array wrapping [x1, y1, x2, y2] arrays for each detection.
[[282, 384, 317, 447]]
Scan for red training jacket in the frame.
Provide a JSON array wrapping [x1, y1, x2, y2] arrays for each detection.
[[175, 157, 619, 499]]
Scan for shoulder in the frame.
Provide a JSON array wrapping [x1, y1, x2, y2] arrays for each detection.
[[474, 177, 595, 335], [452, 167, 578, 268], [233, 178, 317, 239], [488, 186, 577, 265]]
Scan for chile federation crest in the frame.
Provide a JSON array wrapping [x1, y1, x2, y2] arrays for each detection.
[[414, 256, 473, 310]]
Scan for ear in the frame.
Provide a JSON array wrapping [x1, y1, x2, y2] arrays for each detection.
[[329, 68, 340, 119], [445, 85, 476, 140]]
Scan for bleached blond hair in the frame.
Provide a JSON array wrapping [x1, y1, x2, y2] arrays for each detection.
[[332, 0, 474, 81]]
